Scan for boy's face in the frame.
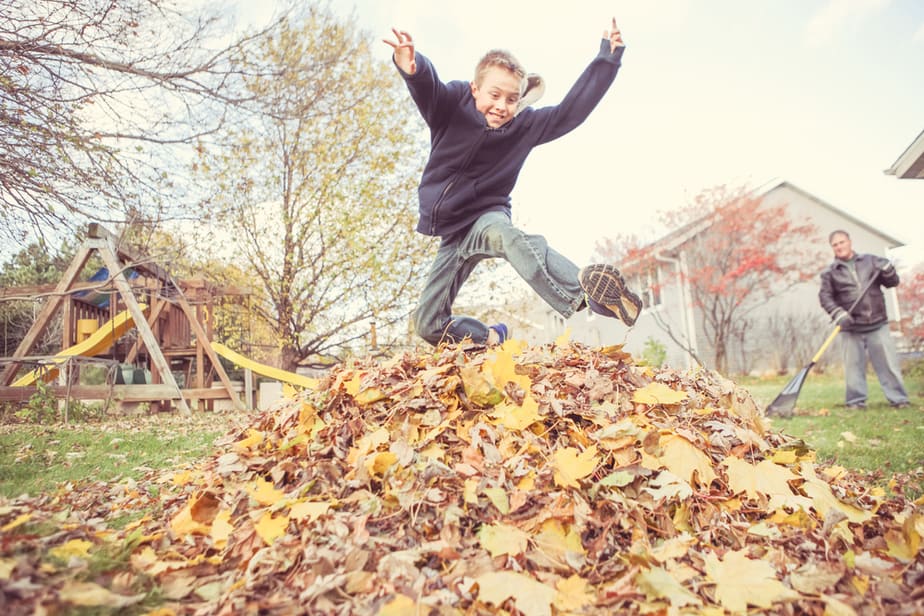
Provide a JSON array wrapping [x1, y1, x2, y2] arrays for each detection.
[[470, 66, 522, 128]]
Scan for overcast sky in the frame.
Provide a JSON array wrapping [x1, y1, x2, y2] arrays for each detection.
[[237, 0, 924, 268]]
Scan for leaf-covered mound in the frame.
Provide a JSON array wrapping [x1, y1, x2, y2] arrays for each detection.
[[1, 340, 923, 615]]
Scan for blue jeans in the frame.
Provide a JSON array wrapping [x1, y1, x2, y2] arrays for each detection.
[[843, 323, 909, 406], [414, 211, 586, 345]]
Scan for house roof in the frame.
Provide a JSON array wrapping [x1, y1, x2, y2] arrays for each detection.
[[885, 129, 924, 179], [644, 179, 903, 258]]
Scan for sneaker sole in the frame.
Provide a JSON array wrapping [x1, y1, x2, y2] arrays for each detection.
[[579, 264, 643, 326]]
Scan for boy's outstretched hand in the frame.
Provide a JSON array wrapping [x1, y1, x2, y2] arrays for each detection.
[[384, 28, 416, 75], [604, 18, 624, 53]]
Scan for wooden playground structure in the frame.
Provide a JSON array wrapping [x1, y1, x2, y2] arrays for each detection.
[[0, 224, 275, 415]]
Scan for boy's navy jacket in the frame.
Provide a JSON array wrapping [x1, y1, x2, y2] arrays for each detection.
[[397, 40, 624, 238]]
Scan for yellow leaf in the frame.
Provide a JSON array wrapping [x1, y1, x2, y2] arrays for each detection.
[[247, 478, 285, 506], [171, 470, 197, 486], [553, 446, 599, 488], [770, 449, 798, 464], [344, 372, 386, 405], [492, 394, 541, 430], [210, 510, 233, 549], [489, 346, 532, 391], [723, 457, 799, 501], [478, 522, 529, 558], [49, 539, 93, 561], [636, 566, 701, 607], [517, 472, 536, 491], [459, 363, 504, 407], [255, 512, 289, 545], [366, 451, 398, 477], [378, 594, 417, 615], [657, 434, 717, 487], [0, 558, 15, 580], [533, 519, 586, 567], [289, 501, 331, 522], [800, 463, 875, 523], [234, 428, 264, 451], [840, 431, 857, 443], [475, 570, 556, 616], [553, 574, 594, 611], [483, 487, 510, 514], [705, 549, 797, 612], [632, 382, 688, 406], [463, 478, 480, 504], [0, 513, 30, 532], [58, 581, 144, 608], [170, 492, 220, 537], [554, 328, 572, 346], [650, 533, 695, 563]]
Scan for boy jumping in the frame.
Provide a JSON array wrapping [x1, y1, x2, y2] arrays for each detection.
[[385, 18, 641, 347]]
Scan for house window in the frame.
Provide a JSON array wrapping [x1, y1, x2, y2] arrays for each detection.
[[632, 265, 662, 310]]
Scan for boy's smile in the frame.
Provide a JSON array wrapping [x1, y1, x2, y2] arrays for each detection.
[[470, 66, 522, 128]]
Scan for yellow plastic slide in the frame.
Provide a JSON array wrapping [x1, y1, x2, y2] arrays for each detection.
[[13, 306, 147, 387], [210, 342, 318, 390]]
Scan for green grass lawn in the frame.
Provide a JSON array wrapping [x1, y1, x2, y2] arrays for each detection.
[[0, 413, 249, 499], [740, 364, 924, 475]]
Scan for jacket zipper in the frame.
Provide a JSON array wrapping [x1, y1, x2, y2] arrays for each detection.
[[429, 129, 489, 235]]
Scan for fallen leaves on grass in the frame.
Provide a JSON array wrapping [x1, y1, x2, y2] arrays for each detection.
[[1, 341, 923, 615]]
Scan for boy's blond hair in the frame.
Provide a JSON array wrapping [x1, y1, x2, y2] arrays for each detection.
[[473, 49, 526, 90]]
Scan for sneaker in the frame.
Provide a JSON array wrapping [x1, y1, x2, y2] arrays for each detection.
[[891, 401, 910, 409], [488, 323, 508, 345], [845, 403, 867, 410], [579, 264, 643, 326]]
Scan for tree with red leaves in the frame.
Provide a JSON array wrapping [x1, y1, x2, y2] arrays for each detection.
[[898, 264, 924, 352]]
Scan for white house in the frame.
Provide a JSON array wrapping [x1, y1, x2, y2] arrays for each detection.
[[556, 180, 905, 374]]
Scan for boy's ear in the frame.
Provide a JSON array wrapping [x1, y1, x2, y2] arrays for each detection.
[[469, 81, 478, 97]]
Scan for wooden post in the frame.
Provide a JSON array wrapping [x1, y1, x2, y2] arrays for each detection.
[[92, 239, 191, 415], [173, 293, 244, 411], [2, 245, 94, 385]]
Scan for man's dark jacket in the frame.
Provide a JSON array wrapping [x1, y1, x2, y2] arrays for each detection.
[[396, 40, 623, 238], [819, 253, 899, 332]]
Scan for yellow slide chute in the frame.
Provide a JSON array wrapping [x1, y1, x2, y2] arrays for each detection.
[[13, 306, 147, 387], [210, 342, 318, 390]]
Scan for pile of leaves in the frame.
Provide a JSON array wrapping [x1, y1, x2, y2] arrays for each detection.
[[1, 340, 923, 615]]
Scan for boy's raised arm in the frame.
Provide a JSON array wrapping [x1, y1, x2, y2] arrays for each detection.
[[383, 28, 416, 75]]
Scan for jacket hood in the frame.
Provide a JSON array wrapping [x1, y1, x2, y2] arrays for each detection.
[[516, 73, 544, 115]]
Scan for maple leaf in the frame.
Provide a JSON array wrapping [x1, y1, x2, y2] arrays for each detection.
[[49, 539, 93, 561], [254, 512, 289, 545], [643, 470, 693, 502], [553, 574, 595, 611], [800, 463, 875, 523], [491, 394, 541, 430], [459, 363, 504, 407], [632, 382, 688, 406], [58, 582, 145, 608], [170, 491, 220, 537], [636, 566, 701, 608], [210, 510, 233, 548], [475, 570, 556, 616], [247, 478, 284, 506], [722, 457, 809, 512], [705, 549, 798, 612], [234, 428, 264, 451], [289, 501, 332, 522], [478, 522, 529, 557], [647, 433, 717, 487], [553, 446, 599, 488]]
